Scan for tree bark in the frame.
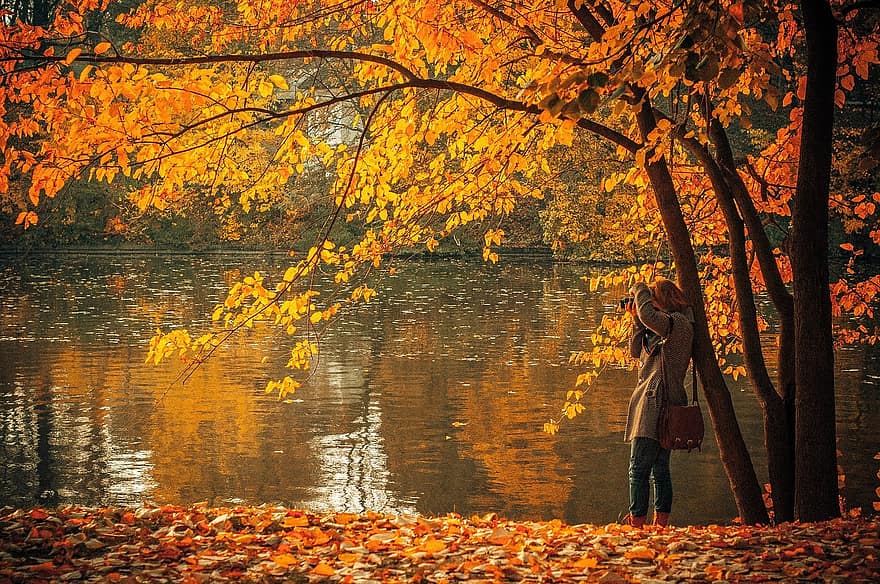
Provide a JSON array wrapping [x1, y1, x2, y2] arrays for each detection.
[[792, 0, 840, 522]]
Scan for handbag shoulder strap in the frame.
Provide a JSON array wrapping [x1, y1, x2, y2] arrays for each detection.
[[689, 320, 699, 405], [664, 313, 674, 339]]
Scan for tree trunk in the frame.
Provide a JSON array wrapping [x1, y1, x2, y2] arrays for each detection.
[[635, 98, 769, 525], [792, 0, 840, 522], [678, 130, 794, 522], [716, 156, 797, 522]]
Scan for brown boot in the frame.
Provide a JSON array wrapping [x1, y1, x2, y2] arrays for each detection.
[[653, 512, 670, 527], [620, 513, 647, 528]]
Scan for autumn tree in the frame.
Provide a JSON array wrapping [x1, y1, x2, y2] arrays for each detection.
[[2, 0, 878, 524]]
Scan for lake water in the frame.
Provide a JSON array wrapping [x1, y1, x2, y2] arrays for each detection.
[[1, 252, 877, 525]]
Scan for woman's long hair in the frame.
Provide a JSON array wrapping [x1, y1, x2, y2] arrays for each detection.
[[651, 278, 689, 312]]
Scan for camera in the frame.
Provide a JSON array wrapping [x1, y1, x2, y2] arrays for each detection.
[[618, 297, 633, 310]]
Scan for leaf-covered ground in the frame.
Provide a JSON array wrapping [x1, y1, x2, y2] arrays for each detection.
[[0, 505, 877, 583]]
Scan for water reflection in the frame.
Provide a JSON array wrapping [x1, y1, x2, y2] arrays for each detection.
[[0, 253, 877, 526]]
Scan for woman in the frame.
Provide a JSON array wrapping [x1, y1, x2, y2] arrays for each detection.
[[622, 278, 694, 527]]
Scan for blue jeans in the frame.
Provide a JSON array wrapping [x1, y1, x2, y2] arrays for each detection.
[[629, 437, 672, 517]]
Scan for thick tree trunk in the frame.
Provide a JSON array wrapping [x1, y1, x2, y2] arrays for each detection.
[[791, 0, 839, 522], [635, 98, 769, 525]]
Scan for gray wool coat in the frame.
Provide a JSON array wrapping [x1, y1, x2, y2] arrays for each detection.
[[624, 283, 694, 443]]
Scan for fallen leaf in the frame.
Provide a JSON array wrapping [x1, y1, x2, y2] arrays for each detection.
[[312, 562, 335, 576], [421, 538, 446, 554], [487, 526, 512, 545], [29, 509, 48, 520], [624, 546, 655, 560], [271, 553, 297, 567], [331, 512, 358, 525], [281, 515, 310, 528], [573, 556, 599, 569]]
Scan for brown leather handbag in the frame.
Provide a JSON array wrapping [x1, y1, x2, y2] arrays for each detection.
[[657, 321, 704, 452]]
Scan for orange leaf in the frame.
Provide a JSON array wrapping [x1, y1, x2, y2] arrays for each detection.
[[331, 512, 357, 525], [729, 2, 744, 24], [15, 211, 38, 229], [624, 546, 656, 560], [312, 563, 335, 576], [705, 565, 725, 580], [573, 556, 599, 569], [28, 561, 57, 573], [272, 553, 297, 568], [421, 538, 446, 554], [796, 76, 807, 101], [64, 48, 82, 65], [281, 515, 310, 528], [30, 509, 49, 520], [487, 526, 512, 545]]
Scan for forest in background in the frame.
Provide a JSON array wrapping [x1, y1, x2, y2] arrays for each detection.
[[3, 96, 879, 262]]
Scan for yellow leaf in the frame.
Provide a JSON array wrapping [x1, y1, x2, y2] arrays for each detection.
[[258, 81, 273, 97], [94, 42, 111, 55], [269, 74, 289, 90]]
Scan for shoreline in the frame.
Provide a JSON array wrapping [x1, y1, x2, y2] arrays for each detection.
[[1, 504, 878, 582]]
